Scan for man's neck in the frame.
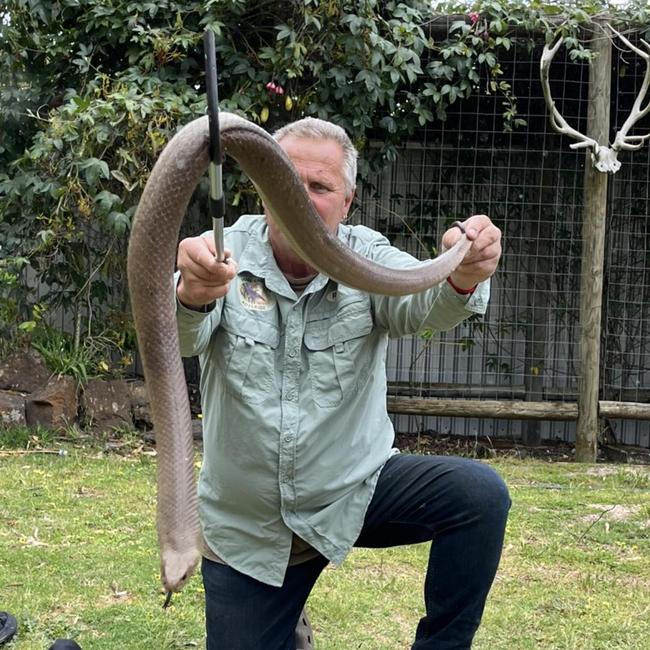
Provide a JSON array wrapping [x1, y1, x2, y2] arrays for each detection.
[[274, 252, 317, 284], [284, 271, 316, 292]]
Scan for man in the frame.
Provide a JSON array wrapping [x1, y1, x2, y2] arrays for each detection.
[[175, 117, 510, 649]]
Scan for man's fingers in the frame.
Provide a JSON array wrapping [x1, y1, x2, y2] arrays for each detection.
[[180, 238, 233, 278], [442, 216, 491, 249], [461, 237, 501, 264], [177, 237, 237, 307], [453, 221, 501, 260], [185, 239, 228, 268], [444, 216, 502, 289], [184, 255, 231, 283]]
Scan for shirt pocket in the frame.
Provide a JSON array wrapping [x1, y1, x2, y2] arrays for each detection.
[[303, 303, 374, 408], [217, 310, 280, 405]]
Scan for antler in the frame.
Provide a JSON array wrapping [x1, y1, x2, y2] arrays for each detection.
[[539, 30, 648, 174], [609, 25, 650, 153], [540, 37, 601, 155]]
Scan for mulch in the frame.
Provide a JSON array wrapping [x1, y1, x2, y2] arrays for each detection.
[[393, 431, 650, 465]]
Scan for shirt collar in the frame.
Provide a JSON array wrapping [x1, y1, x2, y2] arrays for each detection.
[[237, 218, 336, 299]]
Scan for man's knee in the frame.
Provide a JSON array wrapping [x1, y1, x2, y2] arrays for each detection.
[[444, 457, 511, 524], [467, 460, 510, 522]]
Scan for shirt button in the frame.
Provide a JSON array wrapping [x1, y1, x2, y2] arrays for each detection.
[[289, 349, 296, 357], [284, 434, 293, 443]]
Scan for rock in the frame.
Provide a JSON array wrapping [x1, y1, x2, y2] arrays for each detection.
[[129, 380, 153, 428], [0, 349, 51, 393], [81, 379, 133, 432], [143, 418, 203, 446], [0, 390, 27, 427], [25, 375, 78, 430]]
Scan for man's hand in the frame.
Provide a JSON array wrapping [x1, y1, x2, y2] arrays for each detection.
[[441, 215, 502, 291], [176, 236, 238, 308]]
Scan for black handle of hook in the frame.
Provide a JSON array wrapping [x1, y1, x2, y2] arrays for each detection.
[[204, 29, 222, 164], [203, 29, 226, 262]]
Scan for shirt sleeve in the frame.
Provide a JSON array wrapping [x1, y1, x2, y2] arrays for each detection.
[[364, 232, 491, 339], [175, 270, 223, 357]]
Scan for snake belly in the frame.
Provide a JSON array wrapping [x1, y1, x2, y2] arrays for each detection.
[[126, 112, 472, 593]]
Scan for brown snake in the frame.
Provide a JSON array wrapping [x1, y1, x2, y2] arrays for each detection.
[[126, 112, 473, 596]]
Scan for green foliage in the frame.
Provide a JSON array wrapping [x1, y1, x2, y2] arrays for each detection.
[[0, 254, 32, 353], [0, 423, 56, 449], [0, 65, 204, 355], [30, 324, 130, 384], [1, 0, 649, 357]]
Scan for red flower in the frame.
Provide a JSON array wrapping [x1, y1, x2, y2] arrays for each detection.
[[469, 11, 480, 25], [266, 81, 285, 96]]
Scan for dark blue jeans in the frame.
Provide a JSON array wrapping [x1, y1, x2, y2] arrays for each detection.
[[202, 454, 511, 649]]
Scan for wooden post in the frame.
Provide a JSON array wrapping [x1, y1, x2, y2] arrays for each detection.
[[576, 23, 611, 462]]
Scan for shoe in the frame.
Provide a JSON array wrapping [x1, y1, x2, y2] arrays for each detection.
[[48, 641, 82, 649], [295, 608, 314, 649], [0, 612, 17, 645]]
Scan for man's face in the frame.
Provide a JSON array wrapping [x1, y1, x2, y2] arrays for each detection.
[[265, 135, 354, 266]]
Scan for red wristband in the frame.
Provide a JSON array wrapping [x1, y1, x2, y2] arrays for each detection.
[[447, 276, 477, 295]]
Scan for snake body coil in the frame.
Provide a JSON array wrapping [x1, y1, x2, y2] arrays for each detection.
[[127, 112, 471, 593]]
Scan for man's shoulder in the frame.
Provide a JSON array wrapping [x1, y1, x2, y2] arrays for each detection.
[[339, 223, 390, 251], [222, 214, 267, 252], [227, 214, 266, 235]]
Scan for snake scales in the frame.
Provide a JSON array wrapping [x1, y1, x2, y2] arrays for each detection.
[[126, 112, 472, 594]]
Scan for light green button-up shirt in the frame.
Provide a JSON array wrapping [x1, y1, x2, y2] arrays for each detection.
[[177, 215, 489, 587]]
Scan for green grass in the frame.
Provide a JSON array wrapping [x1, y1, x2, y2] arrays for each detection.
[[0, 436, 648, 649]]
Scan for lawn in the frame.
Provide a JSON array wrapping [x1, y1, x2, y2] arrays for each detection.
[[0, 434, 648, 649]]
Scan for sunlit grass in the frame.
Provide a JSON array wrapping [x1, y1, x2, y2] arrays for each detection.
[[1, 435, 648, 649]]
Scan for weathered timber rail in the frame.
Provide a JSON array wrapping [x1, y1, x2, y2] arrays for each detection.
[[386, 398, 650, 421]]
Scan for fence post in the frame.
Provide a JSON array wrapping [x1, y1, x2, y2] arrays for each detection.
[[576, 22, 611, 462]]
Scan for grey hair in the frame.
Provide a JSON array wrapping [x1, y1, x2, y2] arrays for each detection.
[[273, 117, 358, 195]]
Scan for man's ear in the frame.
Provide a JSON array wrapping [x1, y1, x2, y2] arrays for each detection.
[[344, 188, 356, 213]]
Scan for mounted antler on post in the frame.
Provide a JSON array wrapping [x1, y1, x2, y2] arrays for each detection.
[[540, 25, 650, 174], [610, 27, 650, 155]]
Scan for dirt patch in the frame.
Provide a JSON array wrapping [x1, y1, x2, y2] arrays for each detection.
[[580, 504, 642, 523], [585, 465, 650, 479]]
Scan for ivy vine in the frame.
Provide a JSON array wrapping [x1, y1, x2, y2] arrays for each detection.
[[1, 0, 649, 371]]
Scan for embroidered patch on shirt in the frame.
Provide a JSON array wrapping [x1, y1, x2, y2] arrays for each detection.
[[239, 278, 276, 311]]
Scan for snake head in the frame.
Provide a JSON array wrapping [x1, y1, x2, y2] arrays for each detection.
[[161, 546, 200, 593]]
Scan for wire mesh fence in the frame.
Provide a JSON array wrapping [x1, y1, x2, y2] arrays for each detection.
[[357, 34, 650, 448], [32, 27, 650, 449]]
